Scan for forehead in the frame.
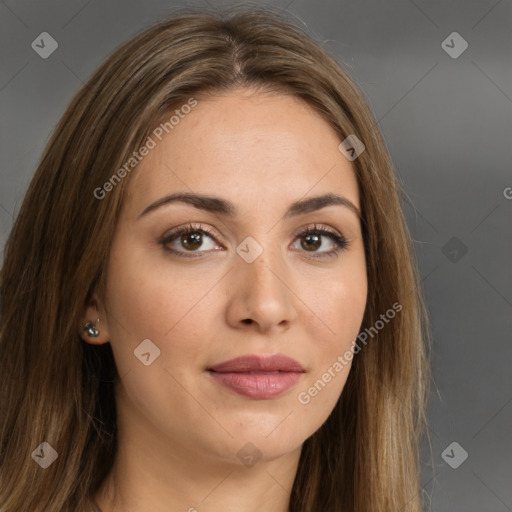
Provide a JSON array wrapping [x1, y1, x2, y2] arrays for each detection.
[[124, 90, 359, 215]]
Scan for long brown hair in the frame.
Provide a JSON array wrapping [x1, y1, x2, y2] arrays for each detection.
[[0, 5, 431, 511]]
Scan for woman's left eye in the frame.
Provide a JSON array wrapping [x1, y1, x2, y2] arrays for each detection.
[[292, 225, 349, 258], [160, 223, 349, 259]]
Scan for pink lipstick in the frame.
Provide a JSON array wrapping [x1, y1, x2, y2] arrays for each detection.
[[207, 354, 305, 399]]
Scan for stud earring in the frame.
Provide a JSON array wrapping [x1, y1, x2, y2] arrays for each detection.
[[83, 320, 100, 338]]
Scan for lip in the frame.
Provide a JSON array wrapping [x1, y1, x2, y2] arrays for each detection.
[[208, 354, 305, 373], [207, 354, 305, 399]]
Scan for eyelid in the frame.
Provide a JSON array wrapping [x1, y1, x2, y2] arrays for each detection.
[[295, 223, 341, 238], [159, 223, 223, 255]]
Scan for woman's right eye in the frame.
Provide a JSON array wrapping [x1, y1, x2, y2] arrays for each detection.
[[160, 224, 223, 258]]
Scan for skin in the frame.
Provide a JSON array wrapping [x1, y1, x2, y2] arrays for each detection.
[[81, 88, 368, 512]]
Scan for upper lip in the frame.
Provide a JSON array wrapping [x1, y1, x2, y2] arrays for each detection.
[[207, 354, 305, 373]]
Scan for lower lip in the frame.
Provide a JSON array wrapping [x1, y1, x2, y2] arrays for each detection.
[[207, 371, 303, 399]]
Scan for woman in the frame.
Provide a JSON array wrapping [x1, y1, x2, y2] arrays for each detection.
[[0, 5, 431, 512]]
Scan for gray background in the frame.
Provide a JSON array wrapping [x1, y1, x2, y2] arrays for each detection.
[[1, 1, 511, 510]]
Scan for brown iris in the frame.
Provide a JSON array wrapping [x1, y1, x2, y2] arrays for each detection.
[[301, 233, 321, 251]]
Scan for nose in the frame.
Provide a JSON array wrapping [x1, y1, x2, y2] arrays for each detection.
[[225, 247, 298, 334]]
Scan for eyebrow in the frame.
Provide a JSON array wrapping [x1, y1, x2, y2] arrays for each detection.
[[138, 192, 361, 220]]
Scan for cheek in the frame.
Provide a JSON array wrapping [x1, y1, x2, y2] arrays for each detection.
[[105, 244, 210, 339], [295, 264, 366, 409], [103, 243, 221, 385], [295, 282, 365, 427], [327, 281, 367, 345], [301, 263, 367, 348]]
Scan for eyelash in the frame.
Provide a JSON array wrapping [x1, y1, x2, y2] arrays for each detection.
[[159, 223, 350, 260]]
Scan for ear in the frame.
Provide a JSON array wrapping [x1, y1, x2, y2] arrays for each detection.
[[79, 295, 111, 345]]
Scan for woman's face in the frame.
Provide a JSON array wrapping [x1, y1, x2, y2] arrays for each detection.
[[92, 88, 367, 467]]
